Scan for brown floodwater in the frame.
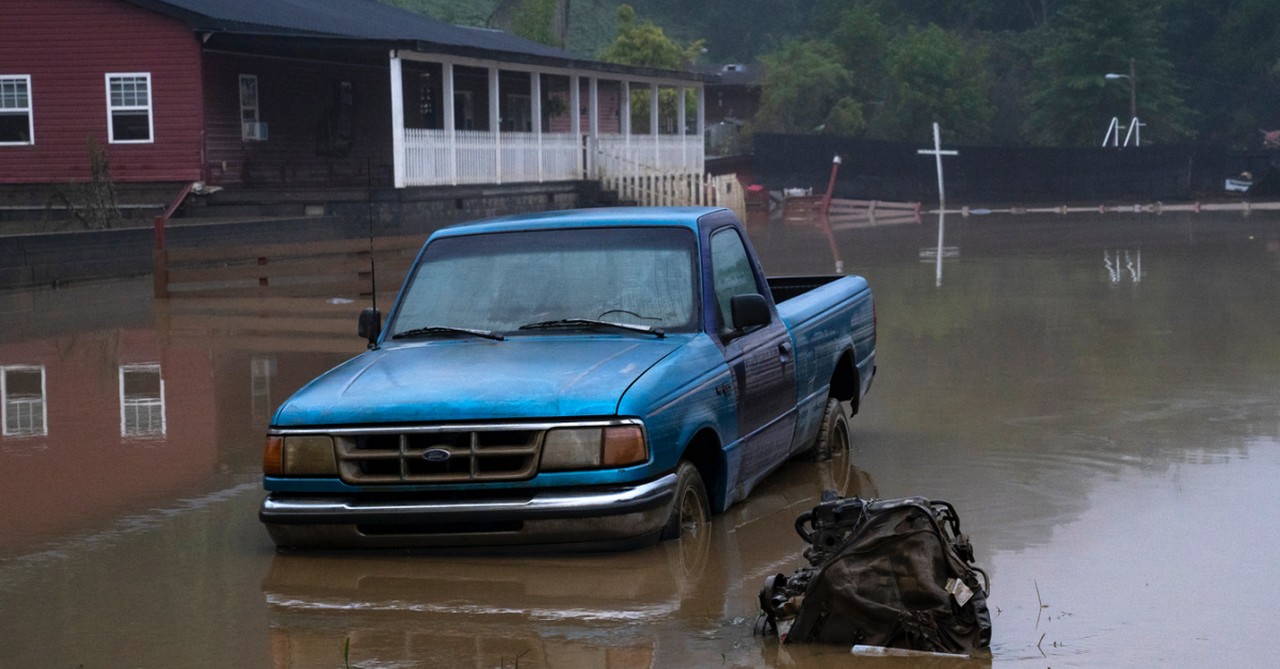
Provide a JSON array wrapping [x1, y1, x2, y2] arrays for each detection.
[[1, 210, 1278, 668]]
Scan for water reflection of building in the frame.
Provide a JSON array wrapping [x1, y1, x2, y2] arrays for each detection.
[[0, 329, 215, 548], [0, 294, 359, 551], [1, 365, 47, 437], [120, 363, 166, 437]]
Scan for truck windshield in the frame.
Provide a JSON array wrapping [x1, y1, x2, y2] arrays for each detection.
[[389, 226, 699, 336]]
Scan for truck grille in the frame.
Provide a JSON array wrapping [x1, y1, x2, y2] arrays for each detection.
[[335, 428, 541, 484]]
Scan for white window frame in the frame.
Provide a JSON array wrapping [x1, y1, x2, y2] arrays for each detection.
[[2, 365, 48, 438], [119, 363, 166, 438], [239, 74, 266, 141], [0, 75, 34, 146], [105, 72, 154, 144], [239, 74, 259, 124]]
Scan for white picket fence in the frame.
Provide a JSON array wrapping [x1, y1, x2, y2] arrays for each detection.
[[601, 172, 745, 218], [589, 134, 703, 177]]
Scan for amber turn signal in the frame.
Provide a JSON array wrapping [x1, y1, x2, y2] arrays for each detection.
[[263, 436, 284, 476], [601, 425, 647, 467]]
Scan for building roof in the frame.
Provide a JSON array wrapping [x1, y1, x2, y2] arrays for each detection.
[[128, 0, 710, 81], [690, 63, 762, 87]]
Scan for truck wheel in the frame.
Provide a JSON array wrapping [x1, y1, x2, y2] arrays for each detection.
[[814, 397, 850, 462], [661, 461, 709, 541]]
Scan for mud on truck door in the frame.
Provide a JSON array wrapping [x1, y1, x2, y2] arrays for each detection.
[[707, 222, 798, 490]]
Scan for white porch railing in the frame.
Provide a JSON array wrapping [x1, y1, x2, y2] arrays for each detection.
[[403, 129, 706, 187], [404, 129, 582, 186], [401, 128, 723, 212]]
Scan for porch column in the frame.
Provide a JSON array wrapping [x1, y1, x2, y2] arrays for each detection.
[[570, 74, 582, 177], [389, 52, 405, 188], [588, 77, 599, 178], [531, 71, 543, 181], [696, 85, 706, 172], [620, 81, 631, 136], [489, 66, 501, 183], [675, 85, 686, 172], [678, 85, 688, 171], [621, 80, 631, 172], [443, 61, 457, 186], [650, 82, 660, 170]]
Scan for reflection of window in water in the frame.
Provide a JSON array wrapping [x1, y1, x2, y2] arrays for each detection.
[[119, 364, 165, 438], [251, 355, 276, 425], [2, 365, 47, 437]]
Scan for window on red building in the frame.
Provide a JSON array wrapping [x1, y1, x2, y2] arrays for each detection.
[[0, 75, 33, 145], [106, 73, 153, 143]]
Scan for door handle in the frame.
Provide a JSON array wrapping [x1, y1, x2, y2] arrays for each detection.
[[778, 342, 793, 358]]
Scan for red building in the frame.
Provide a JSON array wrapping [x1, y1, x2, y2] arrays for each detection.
[[1, 0, 204, 184], [0, 0, 709, 197]]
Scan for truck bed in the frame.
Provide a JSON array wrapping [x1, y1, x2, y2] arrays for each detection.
[[766, 275, 846, 305]]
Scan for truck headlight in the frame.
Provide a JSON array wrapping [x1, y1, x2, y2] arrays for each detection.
[[263, 435, 338, 476], [540, 425, 647, 471]]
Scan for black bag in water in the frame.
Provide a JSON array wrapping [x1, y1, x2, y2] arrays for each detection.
[[757, 493, 992, 653]]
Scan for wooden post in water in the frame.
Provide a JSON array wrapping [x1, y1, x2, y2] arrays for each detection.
[[820, 155, 844, 273], [152, 215, 168, 299]]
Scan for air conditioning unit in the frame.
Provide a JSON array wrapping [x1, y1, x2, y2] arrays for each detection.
[[242, 121, 269, 141]]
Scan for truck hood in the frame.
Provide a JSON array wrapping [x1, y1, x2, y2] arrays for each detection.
[[273, 336, 686, 425]]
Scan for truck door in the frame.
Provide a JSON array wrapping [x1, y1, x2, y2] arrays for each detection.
[[707, 224, 798, 491]]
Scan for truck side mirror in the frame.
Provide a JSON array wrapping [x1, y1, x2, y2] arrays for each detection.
[[358, 307, 382, 346], [730, 293, 771, 331]]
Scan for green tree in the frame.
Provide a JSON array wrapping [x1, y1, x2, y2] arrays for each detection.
[[870, 24, 994, 142], [1165, 0, 1280, 147], [599, 4, 701, 70], [509, 0, 563, 47], [828, 4, 889, 101], [755, 39, 861, 135], [598, 5, 703, 133], [1024, 0, 1190, 146]]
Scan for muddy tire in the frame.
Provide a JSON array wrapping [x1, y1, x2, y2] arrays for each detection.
[[814, 397, 850, 462], [660, 460, 710, 541]]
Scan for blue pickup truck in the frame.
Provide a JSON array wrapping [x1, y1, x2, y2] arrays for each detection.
[[260, 207, 875, 550]]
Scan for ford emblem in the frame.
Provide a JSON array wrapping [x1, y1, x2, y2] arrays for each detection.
[[422, 448, 451, 462]]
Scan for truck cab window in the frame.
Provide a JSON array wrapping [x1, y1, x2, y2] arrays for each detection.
[[710, 227, 760, 329]]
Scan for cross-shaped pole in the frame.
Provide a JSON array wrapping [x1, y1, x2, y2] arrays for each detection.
[[916, 122, 958, 210]]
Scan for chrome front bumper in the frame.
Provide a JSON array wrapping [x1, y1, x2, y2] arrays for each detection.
[[260, 473, 677, 550]]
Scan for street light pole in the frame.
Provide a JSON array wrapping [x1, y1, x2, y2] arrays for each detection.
[[1126, 57, 1136, 120], [1105, 58, 1137, 120]]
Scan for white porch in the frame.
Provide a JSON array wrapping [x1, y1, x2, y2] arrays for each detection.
[[389, 52, 706, 188]]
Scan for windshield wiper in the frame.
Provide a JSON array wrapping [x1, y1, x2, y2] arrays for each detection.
[[518, 319, 665, 338], [391, 325, 505, 341]]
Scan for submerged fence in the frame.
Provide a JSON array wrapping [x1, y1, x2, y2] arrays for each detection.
[[754, 133, 1273, 203], [153, 234, 423, 299]]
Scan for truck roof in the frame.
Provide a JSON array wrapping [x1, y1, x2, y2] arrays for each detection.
[[429, 206, 730, 240]]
